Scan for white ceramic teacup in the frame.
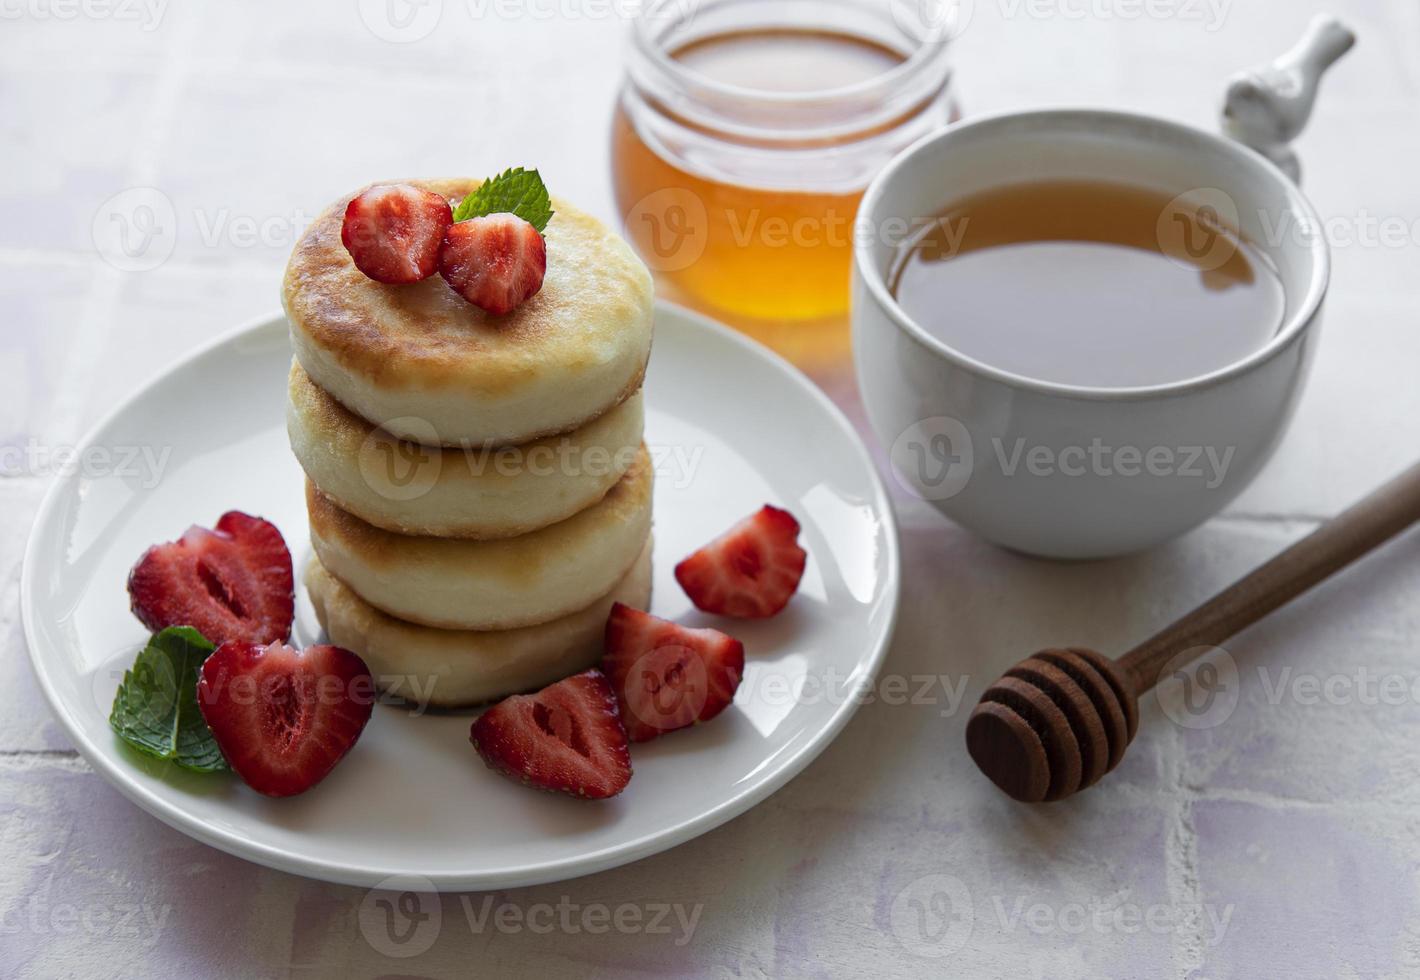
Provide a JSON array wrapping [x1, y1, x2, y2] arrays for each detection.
[[849, 15, 1357, 558], [852, 106, 1331, 558]]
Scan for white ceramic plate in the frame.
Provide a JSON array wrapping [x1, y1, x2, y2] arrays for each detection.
[[22, 302, 899, 890]]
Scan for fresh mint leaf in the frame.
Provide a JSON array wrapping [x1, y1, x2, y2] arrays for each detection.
[[452, 167, 554, 232], [110, 626, 228, 772]]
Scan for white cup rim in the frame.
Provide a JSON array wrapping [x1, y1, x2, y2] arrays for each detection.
[[853, 107, 1331, 401]]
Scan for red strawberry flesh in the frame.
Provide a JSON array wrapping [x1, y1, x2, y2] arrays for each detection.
[[198, 641, 374, 797], [438, 213, 547, 315], [674, 505, 807, 618], [341, 183, 452, 284], [601, 603, 744, 742], [469, 668, 631, 799], [128, 511, 294, 647]]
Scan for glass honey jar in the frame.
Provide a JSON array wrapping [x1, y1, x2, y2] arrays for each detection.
[[612, 0, 957, 328]]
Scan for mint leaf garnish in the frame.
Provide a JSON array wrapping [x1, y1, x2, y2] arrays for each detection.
[[109, 627, 228, 772], [452, 167, 554, 232]]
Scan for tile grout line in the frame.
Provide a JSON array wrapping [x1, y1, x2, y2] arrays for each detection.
[[1186, 784, 1420, 813], [1100, 769, 1420, 815], [8, 45, 1414, 109], [1163, 722, 1208, 979], [1, 52, 528, 91], [1214, 511, 1329, 526], [0, 246, 281, 277], [0, 751, 89, 775]]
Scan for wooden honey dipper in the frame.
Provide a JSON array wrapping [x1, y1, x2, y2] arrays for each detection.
[[967, 460, 1420, 802]]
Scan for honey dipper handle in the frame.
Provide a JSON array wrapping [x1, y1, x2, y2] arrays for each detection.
[[1118, 460, 1420, 694]]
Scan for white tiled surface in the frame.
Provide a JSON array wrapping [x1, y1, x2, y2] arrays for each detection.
[[6, 2, 1420, 977]]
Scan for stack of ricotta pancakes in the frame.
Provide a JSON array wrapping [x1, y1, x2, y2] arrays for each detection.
[[282, 179, 655, 708]]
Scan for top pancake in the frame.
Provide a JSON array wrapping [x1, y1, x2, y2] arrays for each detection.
[[283, 179, 654, 447]]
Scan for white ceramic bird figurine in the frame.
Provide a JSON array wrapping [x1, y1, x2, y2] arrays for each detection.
[[1221, 14, 1355, 183]]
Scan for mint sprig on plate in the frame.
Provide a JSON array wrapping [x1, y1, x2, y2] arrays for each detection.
[[452, 167, 554, 232], [109, 626, 228, 772]]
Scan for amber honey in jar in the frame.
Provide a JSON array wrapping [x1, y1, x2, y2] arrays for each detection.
[[612, 0, 956, 323]]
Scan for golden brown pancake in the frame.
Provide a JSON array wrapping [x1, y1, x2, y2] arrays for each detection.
[[283, 179, 654, 447], [304, 540, 653, 709], [307, 446, 653, 631], [286, 360, 644, 539]]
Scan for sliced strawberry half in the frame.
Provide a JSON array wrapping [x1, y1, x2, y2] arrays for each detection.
[[341, 183, 453, 284], [438, 213, 547, 315], [469, 669, 630, 799], [128, 511, 294, 647], [674, 505, 807, 618], [197, 641, 375, 797], [601, 603, 745, 742]]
